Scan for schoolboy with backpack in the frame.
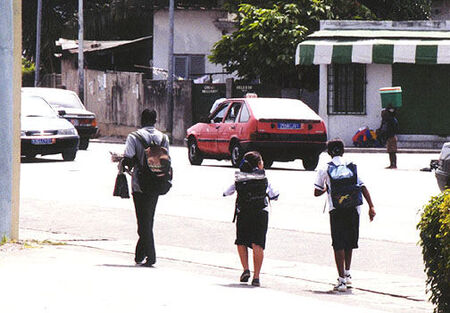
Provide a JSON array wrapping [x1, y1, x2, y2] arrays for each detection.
[[122, 109, 171, 267], [314, 139, 376, 292], [223, 151, 279, 287]]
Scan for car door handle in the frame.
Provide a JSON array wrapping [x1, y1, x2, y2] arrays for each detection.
[[230, 125, 236, 130], [216, 125, 221, 129]]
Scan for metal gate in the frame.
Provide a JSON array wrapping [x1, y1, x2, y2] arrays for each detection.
[[393, 64, 450, 135], [191, 83, 226, 124]]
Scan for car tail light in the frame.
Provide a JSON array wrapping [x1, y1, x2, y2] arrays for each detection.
[[91, 118, 97, 127]]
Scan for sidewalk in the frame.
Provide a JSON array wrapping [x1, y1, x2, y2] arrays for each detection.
[[91, 136, 441, 153], [0, 229, 432, 313]]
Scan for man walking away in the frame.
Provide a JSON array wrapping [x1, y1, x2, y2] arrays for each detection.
[[314, 139, 376, 291], [122, 109, 169, 267]]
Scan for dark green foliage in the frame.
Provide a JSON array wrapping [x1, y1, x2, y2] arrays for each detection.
[[22, 57, 36, 87], [360, 0, 432, 20], [209, 3, 328, 89], [417, 189, 450, 313]]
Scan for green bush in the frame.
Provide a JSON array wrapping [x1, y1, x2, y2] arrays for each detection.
[[417, 189, 450, 313], [22, 57, 35, 87]]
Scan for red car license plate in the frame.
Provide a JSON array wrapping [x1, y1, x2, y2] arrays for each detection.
[[31, 138, 53, 145], [277, 122, 301, 130]]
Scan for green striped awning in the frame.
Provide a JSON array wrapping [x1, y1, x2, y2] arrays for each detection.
[[295, 39, 450, 65]]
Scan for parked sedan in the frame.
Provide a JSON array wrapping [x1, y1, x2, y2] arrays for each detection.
[[22, 87, 97, 150], [186, 97, 327, 170], [436, 142, 450, 191], [21, 94, 79, 161]]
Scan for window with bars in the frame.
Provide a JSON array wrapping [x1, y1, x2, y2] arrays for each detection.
[[174, 54, 205, 79], [327, 64, 366, 115]]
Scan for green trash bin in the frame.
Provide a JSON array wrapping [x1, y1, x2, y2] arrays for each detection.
[[379, 86, 402, 108]]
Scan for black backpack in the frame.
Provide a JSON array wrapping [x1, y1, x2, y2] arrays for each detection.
[[327, 162, 362, 209], [132, 131, 172, 195], [235, 170, 268, 211]]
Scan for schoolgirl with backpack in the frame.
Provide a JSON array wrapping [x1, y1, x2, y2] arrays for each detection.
[[314, 139, 376, 292], [223, 151, 279, 287]]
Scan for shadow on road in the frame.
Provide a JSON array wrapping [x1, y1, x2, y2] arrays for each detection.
[[21, 157, 65, 164], [202, 164, 305, 172], [218, 283, 258, 289], [99, 264, 154, 269]]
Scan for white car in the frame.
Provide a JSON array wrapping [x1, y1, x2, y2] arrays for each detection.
[[21, 93, 79, 161]]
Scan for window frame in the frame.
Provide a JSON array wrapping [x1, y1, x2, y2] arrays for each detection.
[[327, 64, 367, 115], [174, 54, 205, 79]]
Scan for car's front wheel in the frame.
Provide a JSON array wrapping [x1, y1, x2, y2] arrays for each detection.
[[188, 138, 203, 165], [302, 155, 319, 171], [231, 142, 244, 168], [79, 138, 89, 150], [62, 148, 77, 161]]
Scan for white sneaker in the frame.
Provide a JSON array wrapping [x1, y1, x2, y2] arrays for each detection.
[[345, 273, 352, 286], [333, 277, 347, 292]]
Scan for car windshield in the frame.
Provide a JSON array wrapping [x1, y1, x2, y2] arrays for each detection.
[[22, 95, 57, 118], [40, 92, 84, 109], [247, 98, 321, 121]]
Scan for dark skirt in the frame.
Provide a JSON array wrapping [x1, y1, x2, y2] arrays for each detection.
[[329, 208, 360, 251], [235, 209, 268, 249]]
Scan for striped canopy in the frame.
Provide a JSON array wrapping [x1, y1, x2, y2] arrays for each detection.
[[295, 30, 450, 65]]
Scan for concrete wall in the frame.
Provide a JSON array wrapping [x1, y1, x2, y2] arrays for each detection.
[[319, 64, 392, 146], [64, 69, 193, 144], [153, 9, 235, 83]]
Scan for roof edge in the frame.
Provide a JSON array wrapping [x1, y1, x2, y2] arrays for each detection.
[[320, 20, 450, 31]]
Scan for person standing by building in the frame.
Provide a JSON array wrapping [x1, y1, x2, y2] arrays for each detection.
[[314, 139, 376, 292], [379, 108, 399, 169], [122, 109, 169, 267], [223, 151, 279, 287]]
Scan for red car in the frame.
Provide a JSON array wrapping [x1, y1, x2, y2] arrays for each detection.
[[186, 97, 327, 170]]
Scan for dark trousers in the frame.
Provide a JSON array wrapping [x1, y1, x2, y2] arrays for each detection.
[[132, 192, 159, 264]]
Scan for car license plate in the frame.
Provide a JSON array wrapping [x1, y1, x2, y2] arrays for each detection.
[[277, 122, 301, 130], [31, 138, 53, 145]]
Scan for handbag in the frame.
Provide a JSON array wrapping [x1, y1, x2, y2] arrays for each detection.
[[113, 159, 130, 198]]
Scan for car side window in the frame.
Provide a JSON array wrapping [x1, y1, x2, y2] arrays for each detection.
[[211, 104, 229, 123], [224, 102, 242, 123], [238, 104, 250, 123]]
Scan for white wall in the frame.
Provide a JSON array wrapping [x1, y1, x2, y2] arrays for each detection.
[[318, 64, 392, 146], [153, 9, 234, 83]]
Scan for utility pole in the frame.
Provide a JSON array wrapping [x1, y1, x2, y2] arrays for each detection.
[[34, 0, 42, 87], [0, 0, 21, 240], [167, 0, 175, 139], [78, 0, 84, 103]]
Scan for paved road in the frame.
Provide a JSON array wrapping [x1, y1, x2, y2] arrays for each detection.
[[19, 143, 440, 312]]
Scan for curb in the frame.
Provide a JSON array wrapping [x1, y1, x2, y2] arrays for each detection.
[[91, 137, 441, 153]]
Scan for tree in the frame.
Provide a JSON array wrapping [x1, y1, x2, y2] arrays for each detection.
[[360, 0, 432, 20], [209, 3, 330, 90]]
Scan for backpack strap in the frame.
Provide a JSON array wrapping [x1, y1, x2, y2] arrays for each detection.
[[131, 131, 149, 149]]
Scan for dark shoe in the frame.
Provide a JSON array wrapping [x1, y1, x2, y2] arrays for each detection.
[[240, 269, 251, 282], [140, 258, 155, 267], [135, 256, 145, 265], [251, 278, 260, 287]]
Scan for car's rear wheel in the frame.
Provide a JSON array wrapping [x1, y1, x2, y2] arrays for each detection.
[[62, 148, 77, 161], [79, 138, 89, 150], [302, 155, 319, 171], [231, 142, 244, 168], [188, 138, 203, 165]]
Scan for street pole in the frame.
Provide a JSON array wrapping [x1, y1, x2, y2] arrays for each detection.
[[34, 0, 42, 87], [0, 0, 21, 240], [167, 0, 174, 139], [78, 0, 84, 103]]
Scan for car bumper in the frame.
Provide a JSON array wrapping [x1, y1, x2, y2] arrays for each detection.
[[21, 136, 79, 156], [240, 140, 327, 160], [76, 126, 98, 138]]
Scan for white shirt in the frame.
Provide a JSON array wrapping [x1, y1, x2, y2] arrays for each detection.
[[314, 156, 364, 213], [223, 171, 279, 212]]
